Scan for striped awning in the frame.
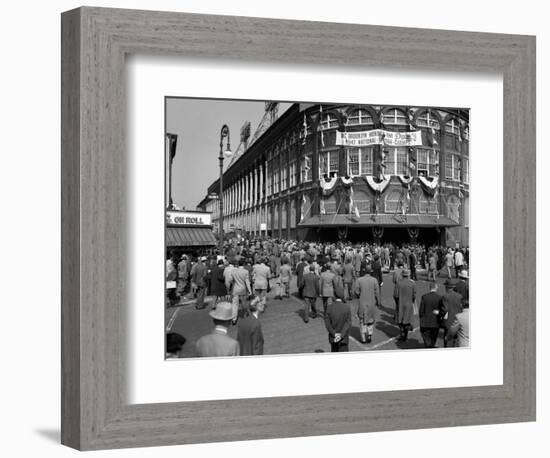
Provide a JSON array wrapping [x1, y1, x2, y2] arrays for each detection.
[[166, 227, 217, 247]]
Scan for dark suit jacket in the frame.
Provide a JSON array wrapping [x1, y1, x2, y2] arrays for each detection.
[[454, 280, 469, 305], [296, 261, 307, 288], [302, 272, 320, 298], [237, 315, 264, 356], [325, 300, 352, 344], [441, 290, 463, 329], [419, 291, 442, 328]]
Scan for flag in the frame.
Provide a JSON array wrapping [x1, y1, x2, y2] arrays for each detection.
[[354, 205, 360, 219], [458, 126, 463, 142], [300, 194, 306, 222], [431, 127, 439, 146], [302, 113, 307, 145], [349, 186, 355, 214], [320, 198, 326, 215], [319, 105, 325, 147], [167, 133, 178, 162]]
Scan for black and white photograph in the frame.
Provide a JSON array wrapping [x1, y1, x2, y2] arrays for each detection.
[[164, 98, 470, 358]]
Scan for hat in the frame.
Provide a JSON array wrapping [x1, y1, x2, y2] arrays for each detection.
[[180, 254, 187, 260], [444, 278, 458, 287], [402, 269, 410, 277], [200, 256, 207, 262], [458, 270, 469, 279], [209, 302, 236, 321]]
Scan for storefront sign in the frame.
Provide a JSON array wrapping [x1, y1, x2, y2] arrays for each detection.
[[336, 129, 423, 147], [260, 223, 267, 231], [166, 211, 211, 226]]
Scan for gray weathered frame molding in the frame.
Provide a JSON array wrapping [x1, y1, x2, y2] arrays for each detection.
[[61, 6, 536, 451]]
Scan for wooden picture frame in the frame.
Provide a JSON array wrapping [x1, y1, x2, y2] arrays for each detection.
[[61, 7, 536, 450]]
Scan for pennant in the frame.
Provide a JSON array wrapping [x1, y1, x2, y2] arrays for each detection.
[[354, 205, 360, 219], [167, 133, 178, 162], [302, 113, 307, 145], [349, 186, 355, 214], [319, 105, 325, 147], [300, 194, 306, 222], [431, 127, 439, 146], [320, 198, 326, 215]]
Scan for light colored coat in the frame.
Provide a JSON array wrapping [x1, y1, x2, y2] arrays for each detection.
[[354, 274, 380, 323], [196, 327, 239, 357]]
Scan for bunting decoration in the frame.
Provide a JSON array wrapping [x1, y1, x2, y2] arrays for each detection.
[[340, 175, 354, 187], [418, 175, 439, 197], [320, 175, 338, 195], [397, 175, 415, 186], [365, 175, 391, 194]]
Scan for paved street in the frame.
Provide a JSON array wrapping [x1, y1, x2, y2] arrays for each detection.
[[166, 269, 453, 357]]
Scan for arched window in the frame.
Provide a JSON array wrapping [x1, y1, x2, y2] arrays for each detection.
[[416, 148, 439, 177], [446, 195, 460, 222], [419, 194, 438, 214], [290, 199, 297, 228], [354, 189, 371, 214], [384, 147, 409, 176], [273, 203, 279, 230], [416, 111, 440, 130], [385, 189, 403, 213], [302, 194, 312, 220], [445, 154, 461, 181], [346, 109, 374, 127], [445, 118, 460, 135], [319, 150, 339, 177], [347, 147, 373, 176], [382, 108, 408, 126], [320, 112, 339, 130], [281, 201, 287, 229]]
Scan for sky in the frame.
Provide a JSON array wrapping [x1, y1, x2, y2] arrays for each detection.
[[166, 98, 291, 210]]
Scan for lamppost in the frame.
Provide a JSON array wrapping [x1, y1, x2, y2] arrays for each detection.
[[218, 124, 232, 254]]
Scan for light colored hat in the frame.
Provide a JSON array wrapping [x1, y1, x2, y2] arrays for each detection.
[[459, 270, 469, 279], [209, 302, 236, 321], [200, 256, 207, 261]]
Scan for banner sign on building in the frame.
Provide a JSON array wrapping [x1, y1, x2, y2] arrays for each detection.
[[336, 129, 423, 147], [166, 211, 212, 226]]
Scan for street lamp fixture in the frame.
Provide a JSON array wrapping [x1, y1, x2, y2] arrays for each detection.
[[218, 124, 231, 254]]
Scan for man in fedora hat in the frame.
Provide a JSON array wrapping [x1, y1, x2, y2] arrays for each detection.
[[396, 268, 417, 342], [440, 278, 463, 347], [196, 302, 240, 357], [237, 296, 264, 356], [353, 265, 380, 343], [325, 279, 351, 352], [454, 270, 469, 307]]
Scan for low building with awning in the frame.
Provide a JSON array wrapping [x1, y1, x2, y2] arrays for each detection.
[[165, 210, 216, 256]]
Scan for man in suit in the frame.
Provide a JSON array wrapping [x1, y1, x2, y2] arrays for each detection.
[[319, 264, 338, 318], [237, 297, 264, 356], [440, 278, 463, 347], [396, 269, 417, 342], [447, 301, 470, 347], [353, 266, 380, 343], [418, 282, 442, 348], [300, 265, 320, 323], [324, 282, 351, 352], [295, 258, 307, 299], [454, 270, 469, 307], [190, 256, 208, 310], [229, 258, 253, 319], [252, 258, 271, 310], [392, 262, 404, 322], [196, 302, 239, 357], [342, 258, 355, 301]]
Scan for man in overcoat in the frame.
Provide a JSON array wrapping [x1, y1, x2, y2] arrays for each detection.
[[324, 283, 351, 352], [300, 265, 320, 323], [418, 282, 442, 347], [440, 278, 463, 347], [196, 302, 239, 357], [396, 269, 417, 341], [353, 267, 380, 343], [237, 297, 264, 356]]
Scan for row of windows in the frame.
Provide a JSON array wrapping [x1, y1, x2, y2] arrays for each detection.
[[265, 109, 468, 160]]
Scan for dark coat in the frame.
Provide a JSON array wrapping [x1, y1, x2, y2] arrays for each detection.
[[296, 261, 307, 288], [325, 300, 352, 344], [237, 314, 264, 356], [441, 290, 463, 329], [302, 272, 320, 298], [454, 280, 469, 306], [419, 291, 442, 328], [396, 278, 417, 324], [372, 260, 383, 285], [209, 264, 227, 297]]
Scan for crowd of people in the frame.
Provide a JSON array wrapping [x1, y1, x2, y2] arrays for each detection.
[[166, 239, 470, 357]]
